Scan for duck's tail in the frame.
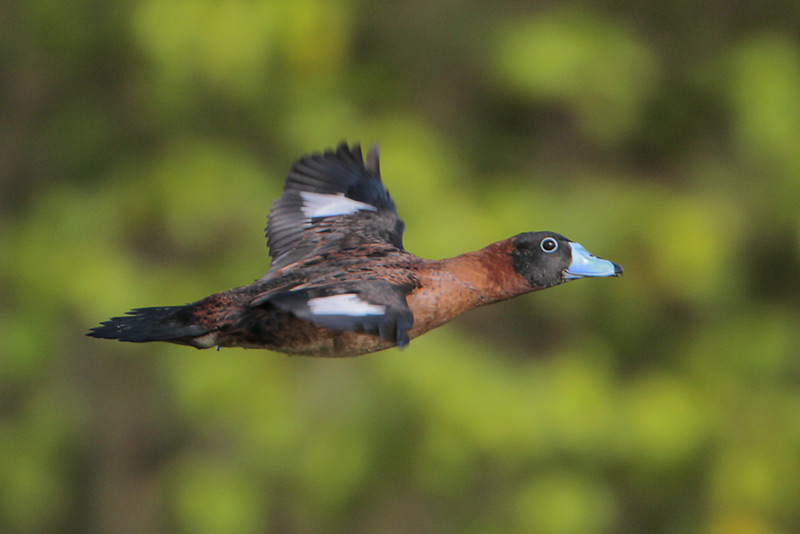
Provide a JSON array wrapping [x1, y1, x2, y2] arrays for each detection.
[[87, 304, 211, 346]]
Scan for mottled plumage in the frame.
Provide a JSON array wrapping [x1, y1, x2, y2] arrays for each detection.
[[88, 142, 622, 357]]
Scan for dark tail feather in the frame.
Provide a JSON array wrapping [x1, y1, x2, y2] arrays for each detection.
[[87, 305, 209, 344]]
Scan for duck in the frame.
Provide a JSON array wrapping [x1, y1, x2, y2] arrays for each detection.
[[88, 142, 622, 357]]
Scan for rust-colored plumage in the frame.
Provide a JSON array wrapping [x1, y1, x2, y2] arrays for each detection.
[[88, 143, 622, 357]]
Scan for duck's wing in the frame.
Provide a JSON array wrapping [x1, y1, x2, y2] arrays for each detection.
[[265, 142, 405, 271], [251, 279, 415, 348]]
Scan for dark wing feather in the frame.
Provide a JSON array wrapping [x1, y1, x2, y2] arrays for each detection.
[[266, 142, 405, 270], [254, 281, 414, 348]]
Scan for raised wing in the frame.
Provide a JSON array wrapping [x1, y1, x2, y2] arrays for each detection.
[[254, 280, 415, 348], [266, 142, 405, 270]]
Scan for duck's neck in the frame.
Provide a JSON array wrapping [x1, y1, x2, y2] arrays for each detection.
[[438, 238, 532, 306], [406, 239, 534, 338]]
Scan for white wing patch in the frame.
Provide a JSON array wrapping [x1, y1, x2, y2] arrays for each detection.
[[308, 294, 386, 317], [300, 191, 376, 219]]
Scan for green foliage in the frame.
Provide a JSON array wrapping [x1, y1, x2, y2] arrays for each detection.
[[2, 1, 799, 533], [494, 10, 657, 144]]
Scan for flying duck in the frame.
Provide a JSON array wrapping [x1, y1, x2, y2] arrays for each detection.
[[88, 142, 622, 357]]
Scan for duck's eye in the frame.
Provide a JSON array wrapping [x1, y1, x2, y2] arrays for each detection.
[[540, 237, 558, 253]]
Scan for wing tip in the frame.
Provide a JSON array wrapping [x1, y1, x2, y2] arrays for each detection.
[[366, 142, 380, 175], [312, 141, 381, 176], [335, 141, 362, 163]]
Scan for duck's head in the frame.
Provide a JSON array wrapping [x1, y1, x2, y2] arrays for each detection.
[[511, 231, 623, 289]]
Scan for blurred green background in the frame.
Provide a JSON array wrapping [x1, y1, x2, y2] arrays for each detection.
[[2, 1, 800, 533]]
